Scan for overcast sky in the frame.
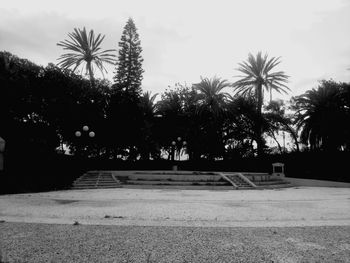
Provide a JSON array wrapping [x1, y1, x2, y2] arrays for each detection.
[[1, 0, 349, 100]]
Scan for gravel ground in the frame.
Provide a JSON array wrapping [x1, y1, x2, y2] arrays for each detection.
[[1, 222, 350, 263], [1, 187, 350, 227]]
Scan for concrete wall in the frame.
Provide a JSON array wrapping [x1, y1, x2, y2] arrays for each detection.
[[285, 177, 350, 187], [110, 170, 221, 181], [128, 174, 220, 181]]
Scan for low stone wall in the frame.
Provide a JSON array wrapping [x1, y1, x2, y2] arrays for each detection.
[[243, 173, 271, 182], [110, 170, 222, 182], [285, 177, 350, 187]]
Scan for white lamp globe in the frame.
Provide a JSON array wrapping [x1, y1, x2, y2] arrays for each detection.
[[75, 131, 81, 137], [89, 131, 95, 138], [83, 126, 89, 132]]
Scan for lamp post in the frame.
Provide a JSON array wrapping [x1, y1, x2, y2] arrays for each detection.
[[171, 137, 187, 171], [74, 125, 95, 157]]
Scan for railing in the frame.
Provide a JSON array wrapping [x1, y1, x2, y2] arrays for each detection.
[[218, 173, 238, 189], [236, 173, 257, 188]]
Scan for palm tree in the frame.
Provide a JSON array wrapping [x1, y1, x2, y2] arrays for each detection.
[[140, 91, 158, 118], [232, 52, 289, 156], [193, 76, 230, 119], [233, 52, 289, 113], [293, 80, 349, 151], [193, 76, 231, 159], [57, 27, 116, 86]]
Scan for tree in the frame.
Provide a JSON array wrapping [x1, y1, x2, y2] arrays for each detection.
[[264, 100, 299, 153], [57, 27, 116, 86], [113, 18, 144, 95], [193, 76, 230, 119], [225, 95, 266, 158], [138, 92, 160, 160], [140, 91, 158, 118], [293, 80, 350, 151], [232, 52, 289, 156], [156, 83, 199, 159], [193, 76, 231, 159], [0, 51, 113, 158]]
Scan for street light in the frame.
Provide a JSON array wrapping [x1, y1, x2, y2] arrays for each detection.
[[75, 126, 95, 138], [171, 137, 187, 171], [74, 125, 95, 156], [170, 137, 187, 167]]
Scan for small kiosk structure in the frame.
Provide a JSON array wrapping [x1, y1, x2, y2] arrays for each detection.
[[272, 162, 285, 177]]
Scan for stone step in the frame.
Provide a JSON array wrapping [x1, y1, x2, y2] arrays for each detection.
[[72, 171, 294, 190], [223, 174, 255, 189], [97, 180, 118, 182], [97, 182, 119, 185], [255, 180, 291, 185], [73, 182, 97, 186], [120, 185, 235, 190], [257, 183, 293, 189], [74, 179, 98, 182], [72, 186, 121, 190], [74, 182, 116, 186], [126, 180, 229, 186]]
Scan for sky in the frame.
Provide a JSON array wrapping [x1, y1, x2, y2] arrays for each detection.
[[1, 0, 349, 100]]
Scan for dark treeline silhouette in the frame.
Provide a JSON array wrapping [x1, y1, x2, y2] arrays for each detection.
[[1, 49, 349, 193]]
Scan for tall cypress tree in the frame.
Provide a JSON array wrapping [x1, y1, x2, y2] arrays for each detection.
[[113, 18, 144, 95]]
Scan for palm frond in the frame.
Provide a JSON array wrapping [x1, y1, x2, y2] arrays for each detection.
[[232, 52, 289, 105], [57, 27, 116, 83]]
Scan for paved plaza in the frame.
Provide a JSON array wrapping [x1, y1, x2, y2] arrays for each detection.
[[1, 187, 349, 227], [1, 187, 350, 262]]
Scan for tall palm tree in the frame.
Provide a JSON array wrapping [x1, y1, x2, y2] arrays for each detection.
[[193, 76, 230, 119], [57, 27, 116, 86], [232, 52, 289, 156], [233, 52, 289, 113]]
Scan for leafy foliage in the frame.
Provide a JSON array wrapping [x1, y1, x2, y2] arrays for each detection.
[[193, 76, 230, 119], [2, 49, 349, 164], [293, 80, 350, 151]]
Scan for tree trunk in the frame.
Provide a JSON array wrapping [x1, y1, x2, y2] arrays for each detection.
[[269, 131, 283, 154], [256, 83, 264, 157], [285, 125, 300, 152], [270, 89, 272, 103], [87, 61, 95, 87]]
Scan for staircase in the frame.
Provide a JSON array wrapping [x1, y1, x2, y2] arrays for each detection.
[[220, 173, 256, 189], [71, 171, 293, 190], [120, 171, 233, 189], [72, 171, 121, 189]]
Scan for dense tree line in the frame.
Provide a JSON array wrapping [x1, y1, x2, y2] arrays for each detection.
[[1, 49, 349, 162], [1, 19, 349, 164]]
